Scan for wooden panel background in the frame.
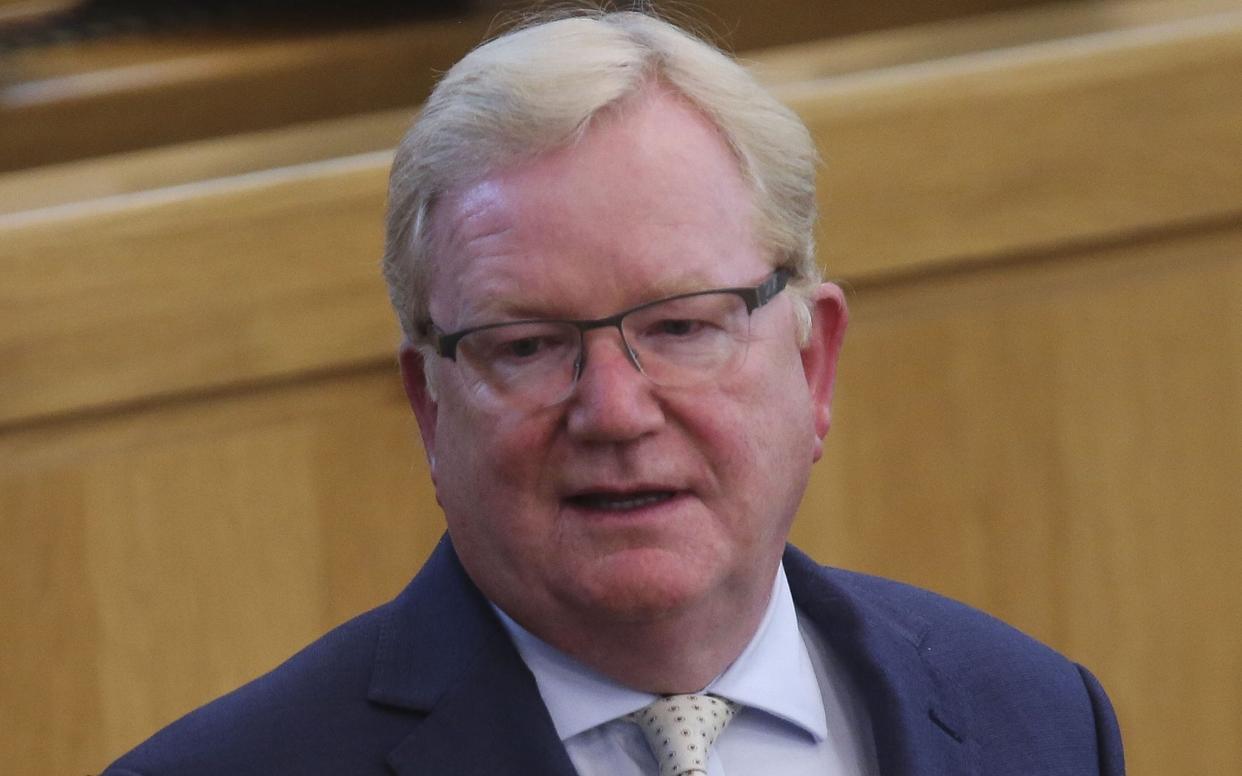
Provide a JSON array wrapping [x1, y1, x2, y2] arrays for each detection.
[[2, 3, 1240, 773], [3, 0, 1237, 216], [797, 223, 1242, 774], [0, 0, 1052, 172]]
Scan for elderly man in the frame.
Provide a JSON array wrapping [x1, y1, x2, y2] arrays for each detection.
[[105, 11, 1123, 776]]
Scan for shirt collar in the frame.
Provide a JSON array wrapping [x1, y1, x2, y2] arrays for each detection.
[[493, 563, 828, 743]]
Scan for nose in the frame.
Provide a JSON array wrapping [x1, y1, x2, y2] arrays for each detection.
[[565, 328, 664, 442]]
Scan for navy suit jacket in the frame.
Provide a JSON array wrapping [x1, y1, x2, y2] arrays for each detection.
[[104, 537, 1124, 775]]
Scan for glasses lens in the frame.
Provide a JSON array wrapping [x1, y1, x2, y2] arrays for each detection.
[[622, 292, 751, 387], [455, 322, 580, 406]]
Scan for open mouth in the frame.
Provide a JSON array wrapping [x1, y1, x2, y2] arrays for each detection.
[[566, 490, 678, 511]]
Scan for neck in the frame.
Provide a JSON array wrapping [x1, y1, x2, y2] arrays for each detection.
[[516, 573, 776, 694]]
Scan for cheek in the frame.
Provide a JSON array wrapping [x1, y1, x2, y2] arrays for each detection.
[[433, 397, 555, 517], [432, 405, 558, 589], [731, 344, 814, 439], [706, 351, 815, 519]]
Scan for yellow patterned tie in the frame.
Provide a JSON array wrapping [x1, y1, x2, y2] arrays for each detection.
[[627, 694, 740, 776]]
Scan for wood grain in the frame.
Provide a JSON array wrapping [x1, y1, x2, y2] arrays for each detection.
[[0, 154, 393, 428], [5, 10, 1241, 429], [1, 370, 443, 771], [3, 4, 1242, 774], [6, 219, 1236, 774], [0, 107, 413, 215], [0, 0, 1052, 172], [793, 220, 1242, 774], [779, 7, 1242, 279], [0, 18, 493, 171], [5, 0, 1236, 216], [747, 0, 1242, 82]]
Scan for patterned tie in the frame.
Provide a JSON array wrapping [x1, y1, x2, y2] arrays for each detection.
[[627, 694, 740, 776]]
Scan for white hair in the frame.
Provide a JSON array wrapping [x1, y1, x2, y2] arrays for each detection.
[[382, 10, 821, 356]]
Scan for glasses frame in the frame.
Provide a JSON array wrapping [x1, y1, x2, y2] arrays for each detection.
[[423, 269, 792, 366]]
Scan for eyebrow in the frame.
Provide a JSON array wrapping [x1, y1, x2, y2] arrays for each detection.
[[642, 271, 722, 299], [451, 269, 740, 327], [455, 294, 564, 325]]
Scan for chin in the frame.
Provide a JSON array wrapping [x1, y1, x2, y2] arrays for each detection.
[[562, 546, 723, 623]]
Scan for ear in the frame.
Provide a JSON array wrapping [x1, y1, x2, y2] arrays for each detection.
[[398, 340, 440, 481], [800, 282, 848, 462]]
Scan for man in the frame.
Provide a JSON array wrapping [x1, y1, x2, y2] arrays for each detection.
[[105, 10, 1124, 776]]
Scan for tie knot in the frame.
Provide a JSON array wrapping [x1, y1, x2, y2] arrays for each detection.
[[626, 694, 739, 776]]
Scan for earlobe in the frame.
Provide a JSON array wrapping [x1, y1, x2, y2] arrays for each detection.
[[398, 341, 440, 478], [800, 283, 848, 462]]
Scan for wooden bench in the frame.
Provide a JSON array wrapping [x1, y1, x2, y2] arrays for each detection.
[[2, 4, 1240, 772], [0, 0, 1056, 173], [0, 14, 489, 172], [5, 0, 1238, 215]]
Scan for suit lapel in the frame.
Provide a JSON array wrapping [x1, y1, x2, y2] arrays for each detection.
[[366, 538, 976, 775], [384, 643, 580, 775], [784, 547, 978, 776], [369, 537, 578, 776]]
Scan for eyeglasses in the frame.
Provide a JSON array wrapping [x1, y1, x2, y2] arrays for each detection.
[[422, 269, 791, 408]]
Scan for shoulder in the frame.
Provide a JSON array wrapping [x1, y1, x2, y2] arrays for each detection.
[[102, 538, 503, 776], [831, 565, 1073, 676], [785, 548, 1124, 774], [787, 545, 1076, 673], [102, 599, 412, 776]]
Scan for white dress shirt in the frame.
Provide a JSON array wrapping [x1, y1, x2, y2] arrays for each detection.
[[494, 564, 880, 776]]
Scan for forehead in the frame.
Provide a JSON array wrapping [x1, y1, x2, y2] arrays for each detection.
[[426, 88, 767, 324]]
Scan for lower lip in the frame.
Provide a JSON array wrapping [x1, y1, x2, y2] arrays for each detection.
[[563, 491, 691, 519]]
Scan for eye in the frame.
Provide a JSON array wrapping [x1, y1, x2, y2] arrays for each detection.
[[652, 318, 707, 338], [645, 313, 728, 341], [483, 328, 575, 365], [502, 335, 553, 359]]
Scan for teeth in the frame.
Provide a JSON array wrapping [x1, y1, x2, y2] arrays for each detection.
[[579, 491, 674, 510]]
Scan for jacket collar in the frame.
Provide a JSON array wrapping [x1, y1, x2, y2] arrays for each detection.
[[367, 538, 974, 776], [369, 536, 579, 776], [783, 546, 978, 776]]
